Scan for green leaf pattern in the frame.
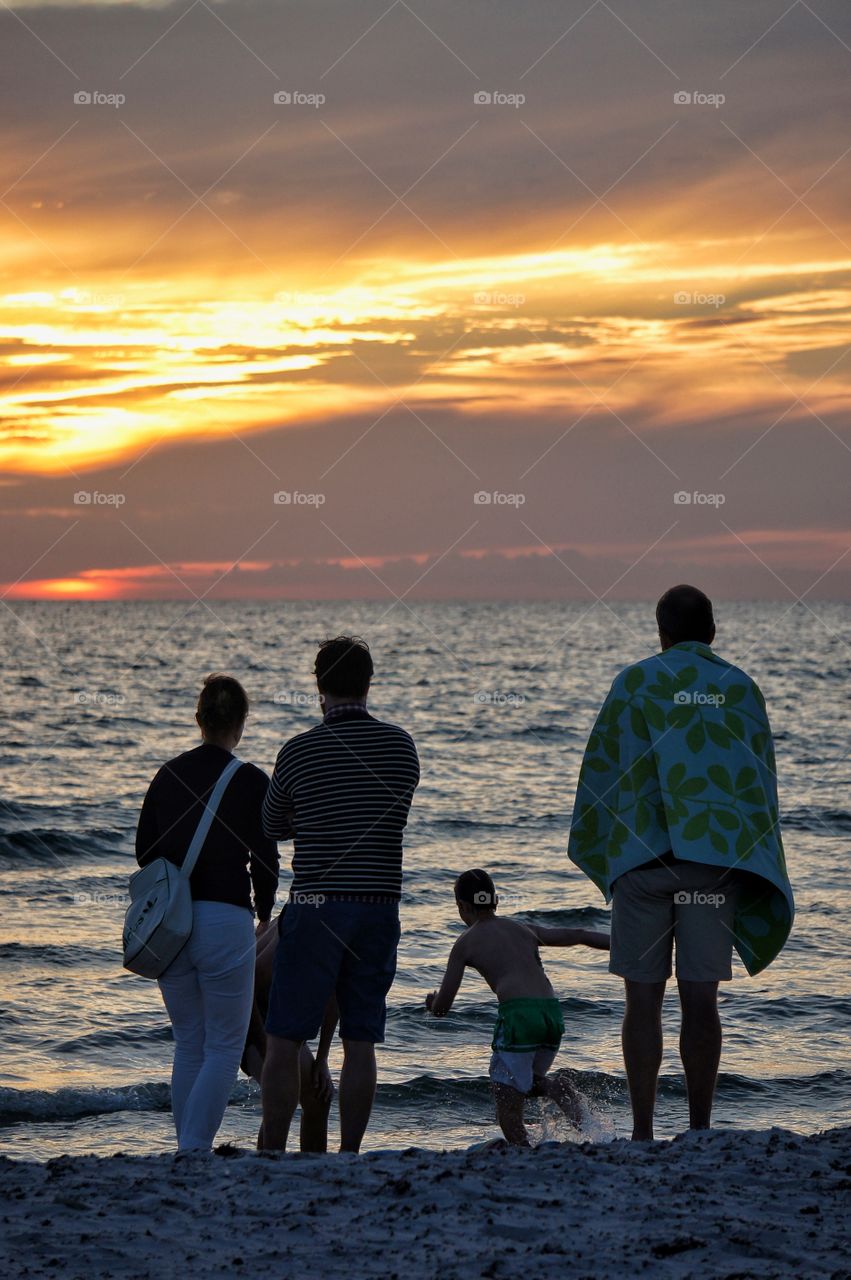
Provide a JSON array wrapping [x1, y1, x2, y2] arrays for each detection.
[[567, 641, 794, 975]]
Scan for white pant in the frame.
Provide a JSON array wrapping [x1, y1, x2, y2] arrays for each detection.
[[157, 900, 255, 1152]]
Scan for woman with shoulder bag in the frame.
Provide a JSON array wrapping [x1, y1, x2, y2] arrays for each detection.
[[135, 674, 279, 1152]]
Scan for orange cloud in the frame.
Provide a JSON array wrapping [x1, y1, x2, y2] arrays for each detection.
[[3, 246, 851, 476]]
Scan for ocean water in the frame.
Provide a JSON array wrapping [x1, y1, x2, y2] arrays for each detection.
[[0, 600, 848, 1157]]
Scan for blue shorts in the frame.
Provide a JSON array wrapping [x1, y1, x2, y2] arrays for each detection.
[[265, 899, 400, 1044]]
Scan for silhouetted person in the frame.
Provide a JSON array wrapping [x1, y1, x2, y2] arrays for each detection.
[[136, 674, 279, 1152], [569, 586, 793, 1139], [260, 637, 419, 1152], [426, 869, 609, 1146]]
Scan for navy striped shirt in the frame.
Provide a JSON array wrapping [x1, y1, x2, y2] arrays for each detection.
[[262, 705, 419, 899]]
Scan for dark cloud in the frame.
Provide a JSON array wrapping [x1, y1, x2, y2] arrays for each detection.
[[3, 0, 850, 266]]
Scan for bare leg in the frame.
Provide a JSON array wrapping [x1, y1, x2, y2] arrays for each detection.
[[622, 979, 666, 1140], [242, 1004, 266, 1085], [338, 1040, 376, 1153], [677, 979, 721, 1130], [537, 1070, 583, 1128], [299, 1044, 331, 1153], [493, 1083, 530, 1146], [242, 925, 278, 1082], [255, 925, 279, 984], [260, 1035, 302, 1150], [257, 1045, 331, 1152]]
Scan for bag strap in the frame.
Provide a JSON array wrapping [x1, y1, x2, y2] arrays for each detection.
[[180, 756, 243, 882]]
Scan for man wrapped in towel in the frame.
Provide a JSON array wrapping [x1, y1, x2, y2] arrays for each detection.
[[568, 585, 793, 1140]]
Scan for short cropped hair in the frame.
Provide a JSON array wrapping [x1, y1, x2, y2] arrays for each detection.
[[454, 868, 497, 910], [196, 673, 249, 734], [314, 635, 374, 699], [656, 584, 715, 645]]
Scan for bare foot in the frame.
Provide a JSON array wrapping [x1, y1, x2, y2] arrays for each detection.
[[538, 1070, 583, 1129]]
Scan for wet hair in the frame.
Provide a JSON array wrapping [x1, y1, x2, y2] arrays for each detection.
[[656, 584, 715, 645], [196, 673, 249, 735], [314, 635, 373, 699], [454, 868, 497, 911]]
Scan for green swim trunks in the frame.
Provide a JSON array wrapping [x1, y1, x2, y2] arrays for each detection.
[[491, 997, 565, 1052]]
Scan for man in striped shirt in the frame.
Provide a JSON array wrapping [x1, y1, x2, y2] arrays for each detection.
[[260, 636, 420, 1152]]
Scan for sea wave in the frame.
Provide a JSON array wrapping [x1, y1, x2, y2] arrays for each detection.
[[3, 1069, 846, 1127], [509, 723, 584, 741], [373, 1068, 851, 1109], [0, 827, 128, 868], [0, 1082, 174, 1124], [53, 1025, 173, 1055], [781, 807, 851, 833], [0, 943, 111, 968], [722, 993, 851, 1023], [422, 815, 564, 834], [513, 905, 612, 926]]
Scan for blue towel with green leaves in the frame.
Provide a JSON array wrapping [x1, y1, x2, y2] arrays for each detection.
[[568, 641, 793, 974]]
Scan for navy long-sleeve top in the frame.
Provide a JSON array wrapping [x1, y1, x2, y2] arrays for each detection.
[[136, 742, 279, 921]]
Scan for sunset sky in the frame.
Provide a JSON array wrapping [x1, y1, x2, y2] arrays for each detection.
[[2, 0, 850, 600]]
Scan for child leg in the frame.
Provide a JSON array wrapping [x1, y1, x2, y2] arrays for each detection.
[[493, 1083, 531, 1146], [298, 1043, 331, 1153], [536, 1068, 583, 1128], [242, 1002, 267, 1085], [242, 921, 279, 1081], [258, 1042, 332, 1155]]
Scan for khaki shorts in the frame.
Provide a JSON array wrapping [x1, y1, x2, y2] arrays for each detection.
[[610, 859, 741, 983]]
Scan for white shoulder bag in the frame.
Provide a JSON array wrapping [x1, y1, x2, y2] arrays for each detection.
[[123, 756, 243, 978]]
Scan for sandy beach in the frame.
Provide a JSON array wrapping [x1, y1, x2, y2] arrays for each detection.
[[1, 1126, 848, 1279]]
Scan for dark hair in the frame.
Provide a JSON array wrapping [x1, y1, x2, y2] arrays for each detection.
[[314, 636, 373, 699], [454, 868, 497, 910], [196, 673, 249, 734], [656, 584, 715, 645]]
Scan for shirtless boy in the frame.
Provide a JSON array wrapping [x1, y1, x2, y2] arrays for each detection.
[[425, 869, 610, 1146]]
